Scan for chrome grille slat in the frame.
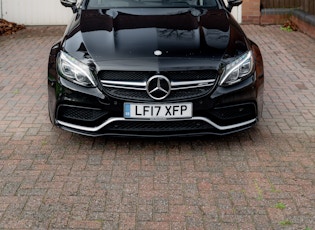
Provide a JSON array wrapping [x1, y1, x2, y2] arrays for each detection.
[[101, 79, 215, 90], [101, 80, 146, 91], [171, 79, 215, 90]]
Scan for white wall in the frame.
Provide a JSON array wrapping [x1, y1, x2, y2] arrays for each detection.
[[0, 0, 241, 25], [1, 0, 72, 25], [232, 4, 242, 23], [0, 0, 3, 19], [224, 0, 242, 23]]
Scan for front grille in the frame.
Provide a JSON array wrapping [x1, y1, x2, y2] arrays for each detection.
[[100, 71, 150, 82], [105, 87, 211, 101], [99, 70, 217, 81], [99, 70, 218, 102]]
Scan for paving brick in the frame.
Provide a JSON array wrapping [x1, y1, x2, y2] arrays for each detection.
[[0, 25, 314, 229]]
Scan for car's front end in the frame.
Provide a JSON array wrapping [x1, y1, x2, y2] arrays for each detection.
[[48, 0, 264, 137]]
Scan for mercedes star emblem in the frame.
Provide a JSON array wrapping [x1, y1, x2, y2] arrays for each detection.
[[146, 75, 171, 100]]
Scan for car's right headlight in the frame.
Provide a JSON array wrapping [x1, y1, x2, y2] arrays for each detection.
[[57, 51, 97, 87], [219, 51, 254, 86]]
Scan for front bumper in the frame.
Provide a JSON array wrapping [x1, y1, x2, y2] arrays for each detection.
[[49, 73, 260, 137], [56, 116, 257, 137]]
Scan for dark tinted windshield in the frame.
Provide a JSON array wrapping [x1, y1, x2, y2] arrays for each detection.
[[87, 0, 218, 8]]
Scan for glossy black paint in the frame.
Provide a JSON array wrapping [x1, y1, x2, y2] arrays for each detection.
[[62, 8, 249, 70], [48, 0, 264, 137]]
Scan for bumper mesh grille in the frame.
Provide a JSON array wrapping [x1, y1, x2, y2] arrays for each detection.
[[58, 106, 107, 122], [105, 120, 213, 132]]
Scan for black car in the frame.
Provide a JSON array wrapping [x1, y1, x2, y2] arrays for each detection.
[[48, 0, 264, 137]]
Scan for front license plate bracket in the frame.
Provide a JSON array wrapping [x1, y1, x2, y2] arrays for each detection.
[[124, 103, 192, 119]]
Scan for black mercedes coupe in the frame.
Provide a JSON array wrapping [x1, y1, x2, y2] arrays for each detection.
[[48, 0, 264, 137]]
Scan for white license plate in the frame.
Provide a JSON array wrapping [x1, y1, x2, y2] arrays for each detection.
[[124, 103, 192, 119]]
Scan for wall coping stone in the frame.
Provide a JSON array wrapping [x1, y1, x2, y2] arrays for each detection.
[[261, 8, 315, 26], [261, 8, 293, 15], [293, 9, 315, 26]]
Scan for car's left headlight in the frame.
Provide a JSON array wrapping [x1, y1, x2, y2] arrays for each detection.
[[57, 51, 97, 87], [219, 51, 254, 86]]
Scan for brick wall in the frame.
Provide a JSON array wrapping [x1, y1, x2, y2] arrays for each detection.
[[242, 0, 261, 24], [260, 9, 291, 25], [291, 14, 315, 39], [241, 0, 315, 39]]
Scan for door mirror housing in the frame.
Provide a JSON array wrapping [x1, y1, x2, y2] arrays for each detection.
[[227, 0, 242, 12], [61, 0, 78, 12]]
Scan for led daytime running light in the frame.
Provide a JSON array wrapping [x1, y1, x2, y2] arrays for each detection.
[[58, 51, 96, 87], [219, 51, 253, 86]]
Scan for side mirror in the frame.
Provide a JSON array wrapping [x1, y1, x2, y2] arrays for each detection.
[[227, 0, 242, 12], [61, 0, 78, 12]]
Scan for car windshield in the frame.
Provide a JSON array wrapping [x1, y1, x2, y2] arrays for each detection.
[[87, 0, 218, 8]]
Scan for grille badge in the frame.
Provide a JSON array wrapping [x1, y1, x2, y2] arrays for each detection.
[[146, 75, 171, 100]]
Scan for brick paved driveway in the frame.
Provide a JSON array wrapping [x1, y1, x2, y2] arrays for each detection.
[[0, 25, 314, 229]]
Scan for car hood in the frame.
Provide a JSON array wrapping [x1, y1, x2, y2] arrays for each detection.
[[63, 8, 249, 71]]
